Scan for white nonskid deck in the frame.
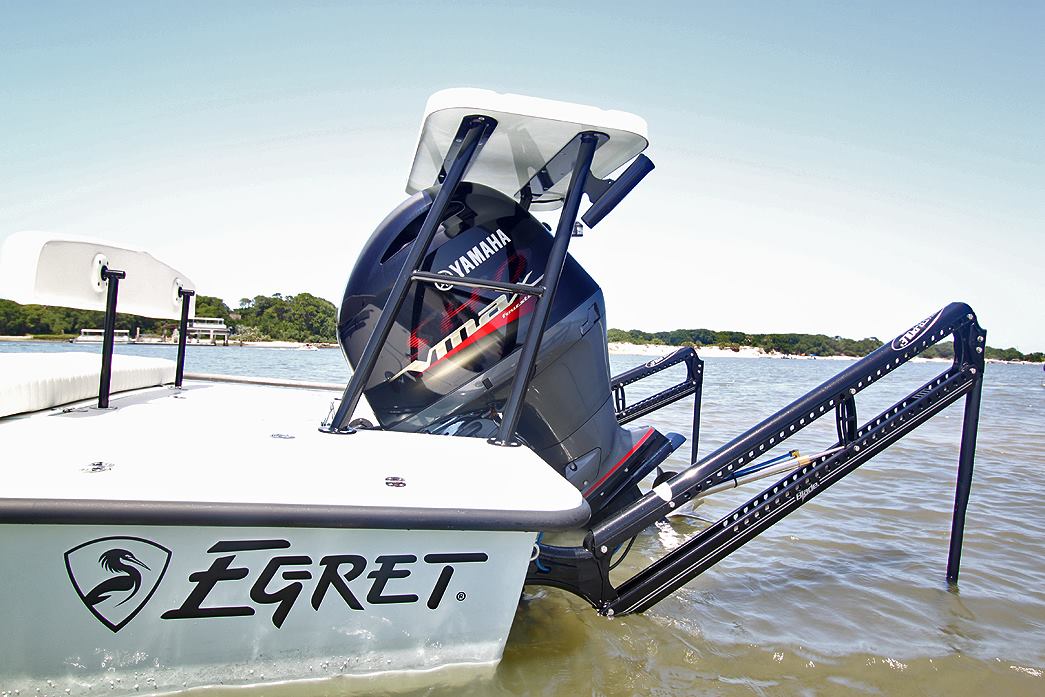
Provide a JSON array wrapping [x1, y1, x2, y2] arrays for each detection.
[[2, 380, 587, 526]]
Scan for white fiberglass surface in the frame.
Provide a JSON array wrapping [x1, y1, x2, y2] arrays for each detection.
[[406, 88, 649, 208], [0, 231, 196, 319], [1, 380, 584, 514], [0, 524, 534, 696], [0, 352, 175, 417]]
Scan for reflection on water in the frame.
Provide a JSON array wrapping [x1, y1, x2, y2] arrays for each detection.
[[3, 342, 1043, 694]]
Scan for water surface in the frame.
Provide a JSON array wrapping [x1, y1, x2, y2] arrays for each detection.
[[3, 342, 1042, 695]]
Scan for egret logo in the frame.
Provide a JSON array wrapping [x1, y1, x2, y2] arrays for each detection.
[[65, 536, 171, 632]]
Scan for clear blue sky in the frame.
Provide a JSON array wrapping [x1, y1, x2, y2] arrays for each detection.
[[2, 1, 1042, 350]]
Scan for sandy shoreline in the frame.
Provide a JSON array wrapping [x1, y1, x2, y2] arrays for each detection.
[[607, 342, 1038, 365], [1, 335, 1034, 364], [607, 342, 966, 363], [609, 342, 857, 361]]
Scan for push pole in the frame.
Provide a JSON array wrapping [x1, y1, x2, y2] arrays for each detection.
[[490, 132, 600, 446], [97, 267, 126, 409], [175, 287, 195, 387]]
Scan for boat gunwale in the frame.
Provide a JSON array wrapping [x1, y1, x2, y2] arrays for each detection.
[[0, 495, 591, 531]]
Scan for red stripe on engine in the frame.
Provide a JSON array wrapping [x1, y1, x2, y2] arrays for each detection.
[[583, 427, 656, 498], [420, 294, 536, 373]]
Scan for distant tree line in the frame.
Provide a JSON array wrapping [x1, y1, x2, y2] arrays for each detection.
[[0, 292, 339, 343], [607, 327, 1044, 363], [232, 293, 337, 343], [3, 294, 1040, 361]]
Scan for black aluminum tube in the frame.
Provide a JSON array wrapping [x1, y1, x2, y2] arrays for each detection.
[[97, 267, 126, 409], [691, 369, 703, 463], [588, 302, 981, 553], [581, 154, 655, 228], [490, 132, 599, 446], [175, 288, 195, 387], [946, 372, 983, 583], [607, 368, 977, 615], [410, 271, 545, 297], [325, 116, 494, 433]]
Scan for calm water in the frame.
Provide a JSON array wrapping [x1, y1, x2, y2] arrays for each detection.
[[3, 342, 1043, 695]]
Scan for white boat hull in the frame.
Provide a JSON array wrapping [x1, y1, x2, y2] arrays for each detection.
[[0, 524, 536, 695]]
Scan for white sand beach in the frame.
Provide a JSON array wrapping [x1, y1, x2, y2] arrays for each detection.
[[607, 342, 853, 360]]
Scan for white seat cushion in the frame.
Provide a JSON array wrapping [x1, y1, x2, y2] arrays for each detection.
[[0, 352, 175, 417]]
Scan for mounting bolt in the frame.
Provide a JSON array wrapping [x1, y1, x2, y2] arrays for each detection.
[[967, 314, 974, 320], [849, 388, 857, 395], [976, 347, 983, 354], [606, 608, 615, 618], [977, 336, 984, 343], [970, 367, 977, 374], [600, 545, 608, 554], [853, 445, 860, 452]]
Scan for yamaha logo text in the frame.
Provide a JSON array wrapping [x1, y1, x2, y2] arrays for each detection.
[[434, 229, 511, 290]]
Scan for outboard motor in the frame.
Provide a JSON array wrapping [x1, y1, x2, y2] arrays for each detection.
[[339, 183, 678, 519]]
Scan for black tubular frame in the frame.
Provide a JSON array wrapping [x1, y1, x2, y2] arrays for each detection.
[[323, 119, 623, 445], [175, 287, 195, 387], [96, 266, 126, 409], [526, 302, 986, 615], [611, 346, 704, 462], [410, 271, 545, 298], [490, 132, 600, 446], [323, 115, 497, 433]]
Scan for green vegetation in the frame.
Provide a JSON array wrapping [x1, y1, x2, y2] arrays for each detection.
[[985, 346, 1045, 362], [233, 294, 337, 343], [4, 293, 1041, 361], [0, 292, 338, 343], [0, 298, 166, 337], [607, 327, 1044, 363], [30, 334, 78, 341]]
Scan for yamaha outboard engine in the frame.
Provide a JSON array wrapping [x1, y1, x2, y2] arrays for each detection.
[[339, 183, 678, 519]]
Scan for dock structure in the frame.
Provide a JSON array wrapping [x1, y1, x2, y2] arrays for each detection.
[[175, 317, 230, 345], [74, 328, 130, 343]]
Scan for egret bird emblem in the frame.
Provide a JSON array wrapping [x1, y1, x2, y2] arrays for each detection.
[[85, 549, 149, 607], [65, 536, 171, 632]]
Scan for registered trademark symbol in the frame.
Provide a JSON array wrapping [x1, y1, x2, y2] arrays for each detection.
[[456, 592, 466, 601]]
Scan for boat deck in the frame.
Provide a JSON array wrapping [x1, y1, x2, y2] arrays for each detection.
[[0, 379, 589, 531]]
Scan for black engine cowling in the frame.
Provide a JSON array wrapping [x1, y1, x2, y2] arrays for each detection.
[[338, 182, 670, 515]]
